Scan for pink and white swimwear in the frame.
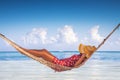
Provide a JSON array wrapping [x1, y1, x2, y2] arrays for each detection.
[[52, 54, 82, 67]]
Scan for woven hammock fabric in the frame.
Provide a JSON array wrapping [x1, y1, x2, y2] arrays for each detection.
[[0, 34, 78, 71]]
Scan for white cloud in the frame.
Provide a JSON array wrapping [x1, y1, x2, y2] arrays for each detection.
[[22, 28, 48, 45], [90, 25, 104, 43], [80, 37, 89, 44], [22, 25, 78, 45], [58, 25, 78, 44]]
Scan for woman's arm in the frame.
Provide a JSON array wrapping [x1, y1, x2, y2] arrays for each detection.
[[74, 54, 86, 67]]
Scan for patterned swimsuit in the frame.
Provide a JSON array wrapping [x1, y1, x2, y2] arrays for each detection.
[[52, 54, 82, 67]]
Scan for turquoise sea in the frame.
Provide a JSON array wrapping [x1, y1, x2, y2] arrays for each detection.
[[0, 51, 120, 80]]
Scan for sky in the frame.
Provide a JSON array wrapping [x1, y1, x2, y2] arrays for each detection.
[[0, 0, 120, 51]]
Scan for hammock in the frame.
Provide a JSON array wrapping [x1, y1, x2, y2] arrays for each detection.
[[0, 24, 119, 72]]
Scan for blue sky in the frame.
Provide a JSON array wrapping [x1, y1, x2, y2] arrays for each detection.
[[0, 0, 120, 51]]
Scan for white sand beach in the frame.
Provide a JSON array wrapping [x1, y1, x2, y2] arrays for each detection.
[[0, 59, 120, 80]]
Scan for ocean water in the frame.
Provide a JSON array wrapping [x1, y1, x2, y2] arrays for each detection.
[[0, 51, 120, 80]]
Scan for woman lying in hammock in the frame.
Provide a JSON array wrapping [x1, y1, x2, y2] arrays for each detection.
[[24, 44, 96, 67], [0, 33, 96, 71]]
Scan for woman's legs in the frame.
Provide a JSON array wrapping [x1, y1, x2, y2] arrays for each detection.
[[25, 49, 55, 62]]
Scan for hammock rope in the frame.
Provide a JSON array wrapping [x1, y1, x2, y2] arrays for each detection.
[[96, 23, 120, 50], [0, 23, 119, 72]]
